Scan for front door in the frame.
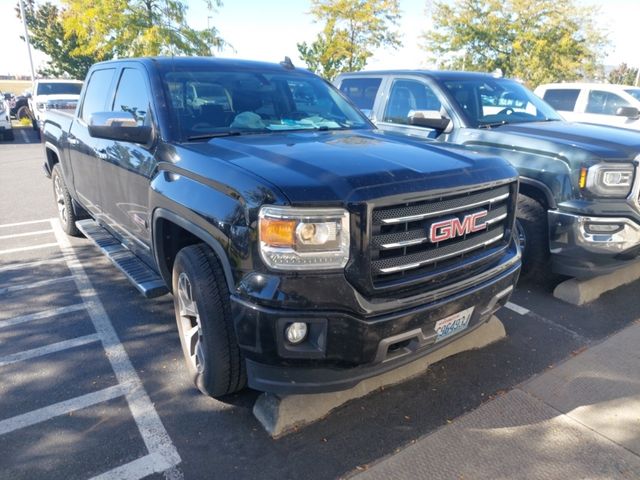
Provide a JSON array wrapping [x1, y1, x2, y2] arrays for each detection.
[[67, 67, 117, 217], [99, 66, 156, 262]]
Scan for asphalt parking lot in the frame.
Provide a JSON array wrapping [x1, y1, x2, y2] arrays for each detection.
[[1, 126, 640, 480]]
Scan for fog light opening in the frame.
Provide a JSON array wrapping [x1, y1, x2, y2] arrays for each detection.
[[585, 223, 624, 234], [285, 322, 308, 344]]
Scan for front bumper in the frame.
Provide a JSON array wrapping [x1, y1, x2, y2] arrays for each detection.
[[232, 244, 520, 394], [549, 211, 640, 277]]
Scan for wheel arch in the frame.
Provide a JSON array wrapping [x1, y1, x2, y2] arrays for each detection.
[[518, 177, 557, 210], [44, 142, 60, 177], [152, 208, 235, 293]]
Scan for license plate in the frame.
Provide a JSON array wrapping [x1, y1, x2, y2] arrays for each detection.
[[434, 307, 474, 343]]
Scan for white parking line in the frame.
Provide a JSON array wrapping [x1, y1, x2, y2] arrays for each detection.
[[0, 275, 74, 295], [0, 256, 67, 273], [0, 229, 54, 240], [0, 304, 86, 330], [91, 452, 179, 480], [0, 243, 59, 255], [0, 333, 100, 367], [50, 218, 181, 477], [505, 302, 530, 316], [0, 219, 51, 229], [0, 383, 128, 436]]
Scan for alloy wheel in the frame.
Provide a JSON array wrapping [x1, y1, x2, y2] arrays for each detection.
[[177, 272, 205, 372]]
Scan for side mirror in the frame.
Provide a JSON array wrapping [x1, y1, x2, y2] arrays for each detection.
[[615, 106, 639, 118], [408, 110, 451, 130], [88, 111, 152, 144]]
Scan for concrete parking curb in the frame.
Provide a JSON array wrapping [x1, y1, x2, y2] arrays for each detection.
[[553, 260, 640, 305], [253, 315, 506, 438]]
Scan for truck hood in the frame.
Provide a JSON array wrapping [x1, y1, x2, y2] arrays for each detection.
[[488, 121, 640, 161], [181, 130, 516, 204]]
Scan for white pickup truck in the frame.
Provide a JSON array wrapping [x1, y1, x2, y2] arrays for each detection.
[[28, 79, 83, 130], [535, 82, 640, 132]]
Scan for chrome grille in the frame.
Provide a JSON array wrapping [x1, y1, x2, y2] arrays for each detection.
[[370, 183, 514, 286]]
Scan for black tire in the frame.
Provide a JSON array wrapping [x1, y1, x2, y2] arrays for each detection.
[[172, 244, 246, 398], [51, 163, 81, 236], [516, 194, 552, 282]]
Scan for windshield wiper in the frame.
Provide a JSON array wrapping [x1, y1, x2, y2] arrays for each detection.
[[187, 130, 269, 141], [477, 120, 508, 129]]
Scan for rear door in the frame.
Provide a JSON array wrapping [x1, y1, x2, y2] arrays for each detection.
[[68, 67, 117, 216], [99, 65, 156, 260], [540, 88, 582, 122], [337, 76, 384, 120]]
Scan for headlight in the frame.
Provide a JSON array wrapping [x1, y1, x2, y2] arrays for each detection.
[[259, 206, 350, 270], [585, 163, 635, 197]]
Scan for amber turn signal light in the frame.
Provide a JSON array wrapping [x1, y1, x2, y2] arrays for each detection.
[[579, 167, 588, 189], [260, 218, 296, 247]]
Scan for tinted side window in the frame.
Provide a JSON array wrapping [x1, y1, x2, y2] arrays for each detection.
[[112, 68, 151, 125], [339, 78, 382, 110], [383, 79, 441, 125], [586, 90, 631, 115], [81, 69, 115, 123], [542, 89, 580, 111]]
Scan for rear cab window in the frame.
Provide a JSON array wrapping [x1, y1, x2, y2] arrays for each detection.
[[542, 89, 580, 112], [339, 77, 382, 111]]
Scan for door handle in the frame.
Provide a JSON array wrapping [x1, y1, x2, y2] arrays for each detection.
[[94, 148, 108, 160], [68, 134, 79, 146]]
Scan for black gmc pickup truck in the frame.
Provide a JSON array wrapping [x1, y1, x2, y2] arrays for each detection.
[[42, 57, 520, 397]]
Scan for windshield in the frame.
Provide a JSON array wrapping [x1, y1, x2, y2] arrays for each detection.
[[36, 82, 82, 96], [440, 77, 562, 127], [625, 89, 640, 102], [161, 67, 370, 140]]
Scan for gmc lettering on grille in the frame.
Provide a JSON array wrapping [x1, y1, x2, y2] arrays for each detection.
[[429, 211, 488, 243]]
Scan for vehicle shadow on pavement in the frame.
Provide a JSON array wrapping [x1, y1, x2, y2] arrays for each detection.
[[12, 237, 639, 480]]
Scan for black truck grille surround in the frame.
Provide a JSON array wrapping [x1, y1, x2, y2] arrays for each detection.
[[369, 182, 514, 287]]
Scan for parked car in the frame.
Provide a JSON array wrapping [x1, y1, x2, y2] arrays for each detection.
[[29, 79, 83, 130], [0, 93, 14, 141], [335, 71, 640, 279], [535, 82, 640, 131], [42, 57, 520, 397]]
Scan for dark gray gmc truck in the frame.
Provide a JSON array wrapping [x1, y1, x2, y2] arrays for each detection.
[[336, 71, 640, 279], [42, 57, 520, 397]]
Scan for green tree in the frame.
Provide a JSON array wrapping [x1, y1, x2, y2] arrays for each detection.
[[63, 0, 225, 59], [608, 63, 639, 86], [297, 0, 402, 80], [423, 0, 609, 86], [16, 0, 99, 79]]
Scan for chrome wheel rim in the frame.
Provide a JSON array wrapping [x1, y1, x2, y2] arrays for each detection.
[[54, 174, 67, 224], [177, 272, 205, 372]]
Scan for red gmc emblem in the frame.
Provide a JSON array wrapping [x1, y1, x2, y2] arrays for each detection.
[[429, 211, 488, 243]]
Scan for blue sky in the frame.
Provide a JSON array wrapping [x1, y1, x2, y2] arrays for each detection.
[[0, 0, 638, 76]]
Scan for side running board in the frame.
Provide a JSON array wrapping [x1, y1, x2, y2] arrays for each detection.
[[76, 219, 169, 298]]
